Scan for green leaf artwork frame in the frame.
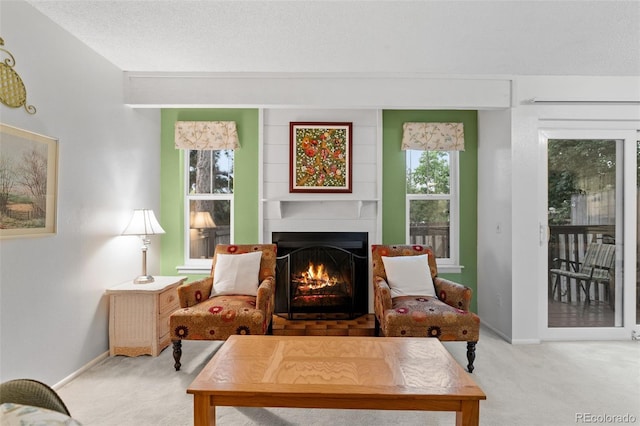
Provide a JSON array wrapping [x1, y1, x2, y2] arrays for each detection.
[[289, 122, 353, 193]]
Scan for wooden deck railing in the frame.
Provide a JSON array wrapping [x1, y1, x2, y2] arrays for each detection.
[[548, 224, 615, 265], [190, 226, 231, 259], [409, 224, 449, 258]]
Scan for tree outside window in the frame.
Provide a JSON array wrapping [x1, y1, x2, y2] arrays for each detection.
[[547, 139, 617, 225], [187, 150, 233, 260], [406, 150, 455, 260]]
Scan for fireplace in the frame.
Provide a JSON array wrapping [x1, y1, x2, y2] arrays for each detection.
[[273, 232, 368, 319]]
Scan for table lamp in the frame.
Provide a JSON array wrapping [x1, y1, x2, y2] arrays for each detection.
[[122, 209, 166, 284], [190, 211, 216, 258], [191, 211, 216, 236]]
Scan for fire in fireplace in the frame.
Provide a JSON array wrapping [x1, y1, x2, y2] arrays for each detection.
[[273, 232, 368, 319], [291, 256, 351, 309]]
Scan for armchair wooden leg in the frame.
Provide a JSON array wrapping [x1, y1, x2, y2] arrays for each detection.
[[172, 340, 182, 371], [466, 341, 477, 373], [374, 316, 381, 337]]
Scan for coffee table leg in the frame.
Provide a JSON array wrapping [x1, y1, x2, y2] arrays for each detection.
[[456, 400, 479, 426], [193, 395, 216, 426]]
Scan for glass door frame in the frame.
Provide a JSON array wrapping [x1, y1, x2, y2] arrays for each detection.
[[538, 128, 637, 340]]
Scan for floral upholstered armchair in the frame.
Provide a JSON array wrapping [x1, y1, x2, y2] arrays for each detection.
[[169, 244, 277, 371], [371, 245, 480, 372]]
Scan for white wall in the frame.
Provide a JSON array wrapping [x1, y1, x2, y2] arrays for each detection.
[[509, 76, 640, 343], [0, 1, 161, 384], [477, 110, 513, 340], [262, 109, 380, 236]]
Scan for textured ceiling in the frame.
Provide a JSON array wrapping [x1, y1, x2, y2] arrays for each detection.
[[25, 0, 640, 75]]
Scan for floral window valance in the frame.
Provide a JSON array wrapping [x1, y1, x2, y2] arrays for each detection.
[[401, 122, 464, 151], [175, 121, 239, 150]]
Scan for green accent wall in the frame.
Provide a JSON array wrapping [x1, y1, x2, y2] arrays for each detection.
[[160, 109, 259, 277], [382, 110, 478, 312]]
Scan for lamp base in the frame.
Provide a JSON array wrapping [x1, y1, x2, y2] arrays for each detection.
[[133, 275, 155, 284]]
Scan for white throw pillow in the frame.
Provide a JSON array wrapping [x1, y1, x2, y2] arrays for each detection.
[[381, 254, 436, 298], [211, 251, 263, 297]]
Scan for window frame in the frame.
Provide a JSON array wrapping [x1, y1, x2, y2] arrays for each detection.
[[405, 150, 461, 272], [180, 149, 234, 272]]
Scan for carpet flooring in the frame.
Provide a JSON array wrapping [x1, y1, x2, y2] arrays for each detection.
[[57, 326, 640, 426]]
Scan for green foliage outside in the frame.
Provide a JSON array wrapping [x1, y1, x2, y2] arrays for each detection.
[[406, 150, 450, 224], [547, 139, 617, 225], [407, 151, 450, 194]]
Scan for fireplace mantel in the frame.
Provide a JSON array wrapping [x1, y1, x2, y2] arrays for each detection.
[[262, 197, 379, 219]]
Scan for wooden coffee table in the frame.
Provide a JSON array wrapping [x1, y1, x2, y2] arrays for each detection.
[[187, 335, 486, 426]]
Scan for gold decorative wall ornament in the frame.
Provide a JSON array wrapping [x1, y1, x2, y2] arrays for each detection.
[[0, 37, 36, 114]]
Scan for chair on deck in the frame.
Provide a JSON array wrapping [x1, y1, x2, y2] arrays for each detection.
[[371, 245, 480, 373], [169, 244, 277, 371], [549, 242, 615, 306]]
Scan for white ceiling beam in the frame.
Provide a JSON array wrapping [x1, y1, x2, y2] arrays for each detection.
[[124, 73, 512, 110]]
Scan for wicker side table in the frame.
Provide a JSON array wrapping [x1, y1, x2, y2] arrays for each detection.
[[106, 276, 187, 356]]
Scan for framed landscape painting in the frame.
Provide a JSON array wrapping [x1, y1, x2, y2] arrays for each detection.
[[0, 123, 58, 238], [289, 122, 352, 193]]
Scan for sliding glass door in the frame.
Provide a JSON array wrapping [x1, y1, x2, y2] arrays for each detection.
[[541, 129, 637, 339]]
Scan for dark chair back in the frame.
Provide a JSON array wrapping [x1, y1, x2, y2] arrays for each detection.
[[0, 379, 70, 415]]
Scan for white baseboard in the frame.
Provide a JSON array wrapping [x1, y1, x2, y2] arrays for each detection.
[[481, 320, 541, 344], [480, 321, 513, 343], [510, 338, 542, 344], [52, 351, 109, 390]]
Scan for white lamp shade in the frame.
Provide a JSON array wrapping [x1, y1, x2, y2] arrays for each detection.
[[190, 211, 216, 229], [122, 209, 166, 236]]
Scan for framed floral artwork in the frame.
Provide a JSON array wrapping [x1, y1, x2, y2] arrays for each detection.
[[0, 124, 58, 238], [289, 122, 352, 193]]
